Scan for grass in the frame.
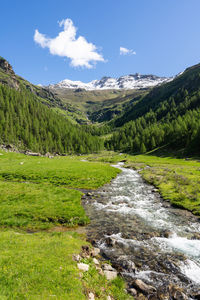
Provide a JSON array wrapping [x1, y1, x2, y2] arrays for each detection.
[[0, 181, 88, 229], [0, 152, 120, 189], [0, 230, 131, 299], [0, 151, 119, 230], [0, 150, 131, 299], [132, 155, 200, 216], [84, 151, 200, 216]]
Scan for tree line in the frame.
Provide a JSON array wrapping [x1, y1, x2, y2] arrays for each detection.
[[106, 88, 200, 155], [0, 84, 103, 154]]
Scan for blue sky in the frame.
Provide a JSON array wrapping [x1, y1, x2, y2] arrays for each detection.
[[1, 0, 200, 85]]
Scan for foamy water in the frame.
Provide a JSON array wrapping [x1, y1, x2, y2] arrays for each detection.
[[92, 163, 200, 286]]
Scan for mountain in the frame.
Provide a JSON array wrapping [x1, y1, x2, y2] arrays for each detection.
[[0, 56, 92, 124], [106, 63, 200, 155], [1, 54, 200, 156], [48, 74, 172, 91], [0, 57, 103, 154], [47, 73, 172, 124]]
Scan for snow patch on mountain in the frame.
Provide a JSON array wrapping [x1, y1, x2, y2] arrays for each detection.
[[48, 73, 173, 91]]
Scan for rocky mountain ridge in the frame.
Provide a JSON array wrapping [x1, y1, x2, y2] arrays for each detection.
[[48, 73, 173, 91]]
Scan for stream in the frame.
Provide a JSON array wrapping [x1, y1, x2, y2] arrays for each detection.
[[83, 163, 200, 299]]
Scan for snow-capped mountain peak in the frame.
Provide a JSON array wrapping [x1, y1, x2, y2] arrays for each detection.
[[48, 74, 172, 91]]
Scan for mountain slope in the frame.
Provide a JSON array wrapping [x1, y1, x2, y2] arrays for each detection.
[[0, 57, 88, 124], [49, 86, 147, 123], [106, 63, 200, 155], [0, 57, 103, 154], [113, 64, 200, 127], [47, 72, 172, 124]]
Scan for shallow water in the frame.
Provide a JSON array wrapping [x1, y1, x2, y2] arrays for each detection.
[[83, 163, 200, 297]]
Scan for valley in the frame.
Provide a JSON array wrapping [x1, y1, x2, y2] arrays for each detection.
[[0, 55, 200, 299]]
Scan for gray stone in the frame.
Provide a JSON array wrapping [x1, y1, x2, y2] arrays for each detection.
[[77, 263, 89, 272], [133, 279, 156, 294], [128, 288, 137, 296], [103, 270, 117, 280], [102, 263, 116, 272], [93, 258, 99, 265], [91, 247, 100, 257]]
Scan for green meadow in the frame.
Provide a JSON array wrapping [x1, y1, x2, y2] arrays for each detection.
[[0, 150, 132, 299], [128, 154, 200, 216], [2, 149, 200, 299]]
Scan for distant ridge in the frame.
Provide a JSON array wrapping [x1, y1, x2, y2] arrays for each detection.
[[48, 73, 173, 91]]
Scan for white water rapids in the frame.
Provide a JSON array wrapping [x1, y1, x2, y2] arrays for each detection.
[[88, 163, 200, 288]]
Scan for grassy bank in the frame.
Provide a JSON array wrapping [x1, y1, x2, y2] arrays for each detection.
[[129, 155, 200, 216], [85, 151, 200, 216], [0, 150, 131, 299]]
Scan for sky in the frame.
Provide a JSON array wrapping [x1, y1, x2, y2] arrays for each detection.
[[1, 0, 200, 85]]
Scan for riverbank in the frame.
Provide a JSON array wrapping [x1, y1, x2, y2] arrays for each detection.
[[0, 150, 131, 299], [84, 151, 200, 217], [82, 162, 200, 299]]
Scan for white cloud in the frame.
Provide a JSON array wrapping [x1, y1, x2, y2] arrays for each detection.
[[34, 19, 105, 68], [120, 47, 136, 56]]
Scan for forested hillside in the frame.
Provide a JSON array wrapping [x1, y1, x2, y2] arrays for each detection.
[[106, 64, 200, 155], [1, 54, 200, 156], [0, 84, 103, 154]]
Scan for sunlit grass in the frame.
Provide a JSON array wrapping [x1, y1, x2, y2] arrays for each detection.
[[0, 151, 120, 189], [0, 151, 132, 299]]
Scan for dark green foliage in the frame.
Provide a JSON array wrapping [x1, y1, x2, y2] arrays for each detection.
[[106, 64, 200, 155], [0, 84, 103, 154], [82, 124, 111, 136], [114, 63, 200, 127]]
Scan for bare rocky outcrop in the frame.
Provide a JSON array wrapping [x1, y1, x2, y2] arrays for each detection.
[[0, 57, 15, 74]]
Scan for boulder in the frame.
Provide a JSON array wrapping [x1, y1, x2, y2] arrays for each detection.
[[26, 151, 41, 156], [77, 263, 89, 272], [91, 247, 100, 257], [117, 257, 136, 272], [93, 258, 99, 265], [127, 288, 137, 296], [102, 264, 116, 272], [103, 270, 117, 280], [132, 279, 156, 294]]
